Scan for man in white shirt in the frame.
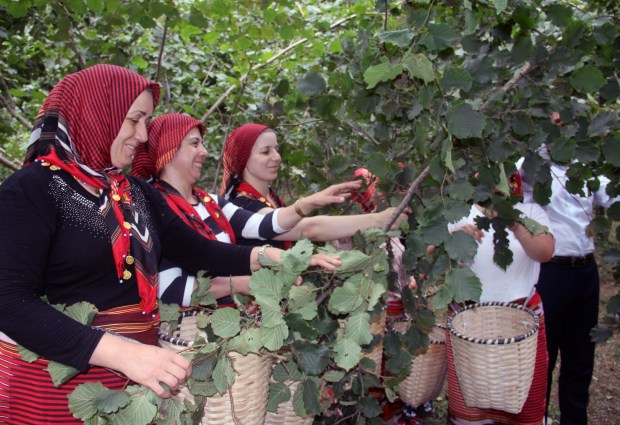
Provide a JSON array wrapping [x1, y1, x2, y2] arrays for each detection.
[[519, 146, 619, 425]]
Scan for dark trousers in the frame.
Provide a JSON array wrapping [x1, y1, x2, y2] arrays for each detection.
[[536, 261, 600, 425]]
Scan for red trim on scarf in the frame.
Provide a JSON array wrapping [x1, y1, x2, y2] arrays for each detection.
[[154, 181, 236, 244], [192, 186, 237, 244]]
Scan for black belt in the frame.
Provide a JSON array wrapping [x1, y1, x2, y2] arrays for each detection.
[[547, 253, 595, 267]]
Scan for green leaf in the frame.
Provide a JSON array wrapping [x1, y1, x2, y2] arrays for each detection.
[[444, 231, 478, 264], [544, 4, 573, 27], [492, 0, 507, 13], [85, 0, 105, 13], [605, 294, 620, 314], [333, 337, 361, 371], [191, 272, 217, 307], [213, 354, 235, 394], [336, 249, 370, 272], [587, 112, 617, 137], [6, 0, 32, 17], [402, 53, 435, 84], [292, 382, 308, 418], [446, 104, 486, 139], [607, 202, 620, 221], [428, 23, 459, 51], [158, 302, 181, 324], [64, 301, 98, 325], [250, 268, 282, 309], [551, 138, 577, 164], [280, 239, 313, 276], [446, 268, 482, 303], [590, 325, 613, 343], [299, 379, 322, 416], [602, 135, 620, 167], [292, 341, 331, 375], [364, 63, 404, 89], [447, 180, 475, 201], [267, 382, 291, 412], [47, 361, 81, 387], [344, 312, 372, 345], [227, 328, 263, 354], [296, 72, 326, 97], [210, 308, 241, 338], [378, 29, 414, 47], [328, 273, 365, 314], [322, 370, 346, 382], [289, 285, 318, 320], [259, 322, 289, 351], [113, 386, 158, 425], [96, 390, 130, 414], [157, 397, 184, 424], [67, 382, 110, 420], [188, 379, 218, 397], [522, 217, 550, 236], [431, 284, 454, 310], [17, 344, 39, 362], [441, 67, 473, 92], [570, 66, 606, 94]]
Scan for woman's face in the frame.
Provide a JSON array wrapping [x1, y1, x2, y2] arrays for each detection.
[[164, 127, 207, 184], [110, 90, 154, 169], [243, 130, 281, 184]]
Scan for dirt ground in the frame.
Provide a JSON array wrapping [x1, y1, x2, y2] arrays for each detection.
[[422, 253, 620, 425]]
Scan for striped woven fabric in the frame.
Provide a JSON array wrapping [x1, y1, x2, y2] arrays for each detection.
[[446, 293, 548, 425], [0, 304, 158, 424]]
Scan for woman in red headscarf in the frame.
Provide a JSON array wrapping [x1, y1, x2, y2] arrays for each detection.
[[221, 124, 410, 250], [132, 113, 359, 305], [0, 65, 340, 423]]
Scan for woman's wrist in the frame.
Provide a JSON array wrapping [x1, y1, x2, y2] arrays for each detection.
[[294, 198, 308, 217]]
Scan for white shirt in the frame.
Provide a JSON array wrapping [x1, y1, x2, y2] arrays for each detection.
[[449, 203, 551, 303], [519, 159, 618, 257]]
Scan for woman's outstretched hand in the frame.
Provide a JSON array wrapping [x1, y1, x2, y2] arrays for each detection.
[[296, 181, 363, 215], [309, 253, 342, 270], [376, 206, 411, 230]]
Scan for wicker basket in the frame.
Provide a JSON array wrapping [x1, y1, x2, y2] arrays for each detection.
[[448, 302, 539, 414], [396, 324, 447, 407], [264, 380, 314, 425], [202, 351, 271, 425], [159, 310, 271, 425], [159, 309, 208, 352]]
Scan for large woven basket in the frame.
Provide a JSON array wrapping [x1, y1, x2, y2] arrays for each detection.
[[159, 309, 208, 352], [202, 351, 271, 425], [264, 380, 314, 425], [159, 309, 271, 425], [396, 324, 447, 407], [448, 302, 539, 414]]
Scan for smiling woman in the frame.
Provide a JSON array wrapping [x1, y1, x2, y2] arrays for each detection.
[[109, 89, 154, 169]]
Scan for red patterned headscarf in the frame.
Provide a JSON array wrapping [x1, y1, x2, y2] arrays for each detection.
[[132, 114, 236, 243], [24, 64, 161, 314], [350, 168, 379, 213], [220, 123, 270, 197]]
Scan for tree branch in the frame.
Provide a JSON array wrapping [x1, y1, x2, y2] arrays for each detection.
[[0, 147, 20, 171], [199, 14, 356, 123], [0, 77, 32, 129], [481, 61, 534, 112], [382, 165, 430, 231], [155, 16, 168, 82]]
